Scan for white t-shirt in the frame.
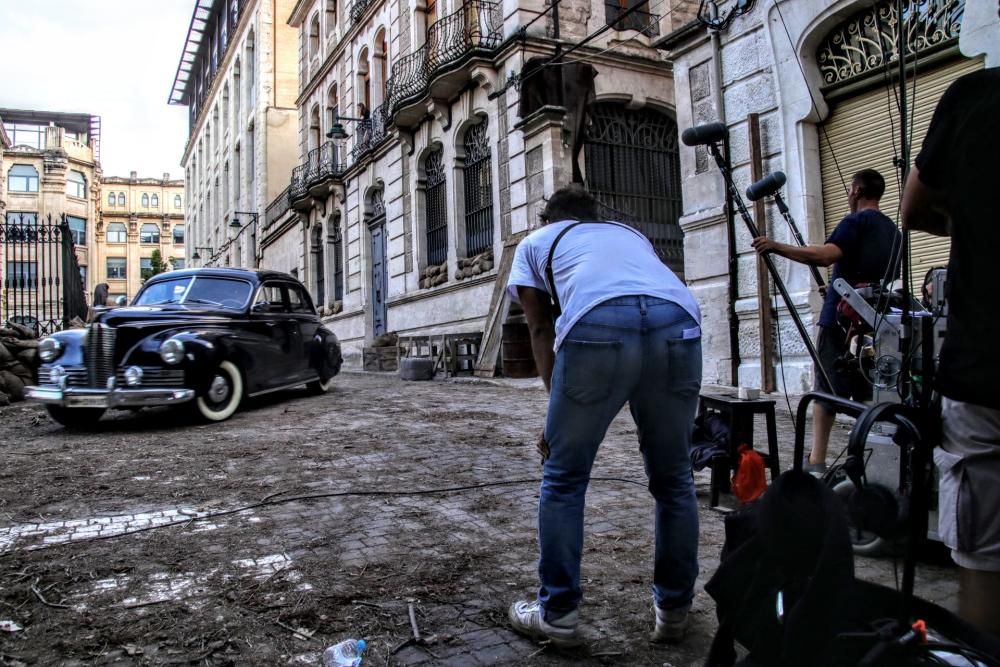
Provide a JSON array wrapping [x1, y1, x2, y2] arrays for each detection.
[[506, 219, 701, 351]]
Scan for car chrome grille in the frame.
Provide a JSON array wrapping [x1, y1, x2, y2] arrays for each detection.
[[86, 324, 116, 388], [37, 366, 89, 387], [116, 367, 185, 387]]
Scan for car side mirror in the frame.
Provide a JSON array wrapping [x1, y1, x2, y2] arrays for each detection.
[[115, 296, 127, 307], [252, 302, 269, 313]]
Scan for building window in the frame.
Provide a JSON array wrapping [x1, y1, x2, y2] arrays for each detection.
[[604, 0, 659, 35], [106, 257, 127, 280], [140, 257, 154, 281], [8, 164, 39, 193], [233, 145, 241, 203], [106, 223, 127, 243], [174, 194, 182, 209], [309, 13, 320, 58], [332, 219, 344, 301], [66, 215, 87, 246], [151, 194, 159, 208], [108, 192, 116, 206], [142, 193, 150, 207], [233, 58, 241, 123], [3, 123, 45, 149], [66, 170, 87, 198], [424, 148, 448, 266], [172, 258, 186, 270], [6, 261, 38, 289], [463, 119, 494, 256], [246, 31, 256, 108], [140, 223, 160, 244], [173, 224, 185, 244], [325, 0, 337, 37], [79, 265, 87, 287], [118, 192, 125, 206]]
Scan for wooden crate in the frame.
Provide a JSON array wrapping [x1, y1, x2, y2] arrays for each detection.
[[363, 346, 399, 372]]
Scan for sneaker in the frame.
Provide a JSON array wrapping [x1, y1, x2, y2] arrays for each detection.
[[651, 604, 688, 643], [802, 457, 827, 478], [508, 600, 581, 646]]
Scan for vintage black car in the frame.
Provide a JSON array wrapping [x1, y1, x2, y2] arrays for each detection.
[[26, 268, 342, 428]]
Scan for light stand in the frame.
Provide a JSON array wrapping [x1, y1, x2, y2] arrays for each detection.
[[705, 141, 835, 391]]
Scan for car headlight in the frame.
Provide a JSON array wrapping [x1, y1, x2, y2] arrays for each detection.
[[39, 337, 63, 362], [159, 338, 185, 365]]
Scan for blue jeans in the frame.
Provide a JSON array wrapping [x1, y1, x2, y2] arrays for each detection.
[[538, 296, 702, 619]]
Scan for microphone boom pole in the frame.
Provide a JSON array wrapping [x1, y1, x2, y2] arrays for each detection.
[[706, 141, 835, 392]]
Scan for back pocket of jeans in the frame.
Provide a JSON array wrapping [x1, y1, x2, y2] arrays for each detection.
[[666, 336, 702, 398], [560, 339, 622, 405]]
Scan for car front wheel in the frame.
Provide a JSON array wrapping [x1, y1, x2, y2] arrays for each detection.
[[306, 377, 334, 395], [195, 360, 244, 422], [46, 405, 106, 430]]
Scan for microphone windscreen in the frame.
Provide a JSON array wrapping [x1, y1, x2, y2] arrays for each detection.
[[746, 171, 787, 201], [680, 122, 727, 147]]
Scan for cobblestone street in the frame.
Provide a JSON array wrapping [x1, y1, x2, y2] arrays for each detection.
[[0, 372, 959, 665]]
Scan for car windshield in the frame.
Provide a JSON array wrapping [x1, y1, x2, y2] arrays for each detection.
[[135, 277, 252, 310]]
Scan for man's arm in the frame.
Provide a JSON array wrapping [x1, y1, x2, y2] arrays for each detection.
[[901, 165, 951, 237], [517, 286, 556, 392], [751, 237, 843, 267]]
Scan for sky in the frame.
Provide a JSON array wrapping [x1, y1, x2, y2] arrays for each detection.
[[0, 0, 195, 179]]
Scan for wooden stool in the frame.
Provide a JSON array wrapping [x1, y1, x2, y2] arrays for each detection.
[[698, 393, 781, 508]]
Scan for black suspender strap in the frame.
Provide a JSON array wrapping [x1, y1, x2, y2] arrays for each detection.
[[543, 220, 645, 317]]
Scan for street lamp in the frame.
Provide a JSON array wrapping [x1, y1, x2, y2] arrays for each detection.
[[191, 246, 214, 262], [325, 114, 367, 141], [230, 211, 260, 268]]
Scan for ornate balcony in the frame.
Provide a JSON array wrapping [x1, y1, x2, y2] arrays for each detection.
[[348, 0, 376, 26], [289, 141, 347, 209], [349, 102, 391, 162], [385, 0, 503, 127]]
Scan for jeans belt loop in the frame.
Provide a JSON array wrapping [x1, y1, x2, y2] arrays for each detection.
[[639, 295, 648, 315]]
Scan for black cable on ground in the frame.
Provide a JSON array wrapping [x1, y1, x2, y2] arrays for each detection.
[[1, 476, 648, 556]]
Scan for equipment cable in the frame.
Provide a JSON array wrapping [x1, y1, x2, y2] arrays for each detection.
[[2, 476, 648, 556]]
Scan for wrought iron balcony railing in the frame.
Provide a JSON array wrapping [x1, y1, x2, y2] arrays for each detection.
[[289, 164, 310, 203], [306, 146, 322, 183], [348, 0, 376, 26], [264, 186, 291, 232], [385, 0, 503, 117], [318, 141, 347, 179], [288, 141, 348, 205], [350, 102, 391, 162]]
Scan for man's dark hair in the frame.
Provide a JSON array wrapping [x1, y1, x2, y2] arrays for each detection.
[[852, 169, 886, 201], [540, 184, 600, 224]]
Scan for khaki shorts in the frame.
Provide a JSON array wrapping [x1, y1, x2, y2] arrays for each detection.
[[935, 398, 1000, 571]]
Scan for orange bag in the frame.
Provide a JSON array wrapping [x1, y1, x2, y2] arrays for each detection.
[[731, 444, 768, 503]]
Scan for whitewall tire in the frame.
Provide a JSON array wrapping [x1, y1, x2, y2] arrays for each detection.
[[195, 360, 244, 422]]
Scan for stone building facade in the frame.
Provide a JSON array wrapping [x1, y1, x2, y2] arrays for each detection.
[[1, 109, 101, 325], [97, 173, 186, 302], [661, 0, 999, 390], [170, 0, 301, 270], [260, 0, 700, 366]]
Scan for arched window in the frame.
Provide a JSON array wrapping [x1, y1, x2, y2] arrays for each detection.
[[424, 0, 438, 35], [151, 194, 159, 208], [140, 223, 160, 244], [173, 224, 185, 244], [108, 192, 116, 206], [66, 170, 87, 198], [222, 82, 230, 131], [233, 58, 242, 122], [309, 104, 322, 152], [118, 192, 125, 206], [311, 223, 325, 306], [174, 194, 182, 208], [327, 84, 339, 129], [325, 0, 337, 37], [583, 102, 684, 274], [309, 13, 320, 58], [374, 29, 388, 104], [141, 193, 150, 207], [106, 223, 127, 244], [357, 48, 371, 115], [246, 30, 256, 107], [424, 148, 448, 266], [7, 165, 39, 193], [463, 119, 493, 256], [330, 216, 343, 301]]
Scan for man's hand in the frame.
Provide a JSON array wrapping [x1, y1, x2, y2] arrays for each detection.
[[752, 236, 779, 255], [537, 427, 550, 462]]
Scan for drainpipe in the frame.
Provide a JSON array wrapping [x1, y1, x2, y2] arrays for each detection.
[[707, 3, 740, 387]]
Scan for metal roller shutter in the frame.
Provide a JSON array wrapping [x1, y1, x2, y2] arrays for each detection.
[[819, 56, 984, 287]]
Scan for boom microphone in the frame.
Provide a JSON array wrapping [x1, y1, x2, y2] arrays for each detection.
[[746, 171, 787, 201], [681, 122, 727, 147]]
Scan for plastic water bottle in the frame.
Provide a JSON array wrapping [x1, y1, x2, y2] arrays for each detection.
[[323, 639, 367, 667]]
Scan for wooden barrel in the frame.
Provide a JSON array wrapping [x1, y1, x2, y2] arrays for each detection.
[[501, 321, 538, 378]]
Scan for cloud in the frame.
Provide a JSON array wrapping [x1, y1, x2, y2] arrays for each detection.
[[0, 0, 194, 179]]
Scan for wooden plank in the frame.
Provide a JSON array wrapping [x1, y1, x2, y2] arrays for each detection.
[[474, 231, 528, 377], [749, 113, 776, 393]]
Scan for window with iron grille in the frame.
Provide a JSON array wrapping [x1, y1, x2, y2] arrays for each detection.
[[583, 102, 684, 275], [463, 120, 493, 257], [424, 149, 448, 266], [332, 221, 344, 301], [6, 262, 37, 289]]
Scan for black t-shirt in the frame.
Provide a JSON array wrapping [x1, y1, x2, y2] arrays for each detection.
[[915, 67, 1000, 409], [819, 209, 901, 328]]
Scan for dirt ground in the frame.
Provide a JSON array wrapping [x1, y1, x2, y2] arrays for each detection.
[[0, 371, 959, 666]]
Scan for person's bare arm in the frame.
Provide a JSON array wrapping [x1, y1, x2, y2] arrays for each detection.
[[517, 286, 556, 392], [751, 237, 843, 267], [901, 165, 951, 237]]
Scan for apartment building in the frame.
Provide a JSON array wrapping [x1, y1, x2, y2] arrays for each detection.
[[98, 173, 186, 302], [1, 109, 99, 329], [260, 0, 698, 366], [169, 0, 300, 270]]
